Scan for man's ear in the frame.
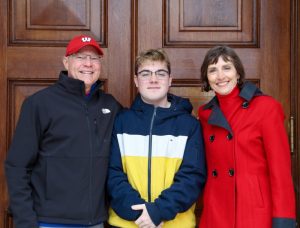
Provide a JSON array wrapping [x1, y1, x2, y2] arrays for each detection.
[[62, 56, 69, 70]]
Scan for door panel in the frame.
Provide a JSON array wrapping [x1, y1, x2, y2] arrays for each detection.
[[0, 0, 298, 227]]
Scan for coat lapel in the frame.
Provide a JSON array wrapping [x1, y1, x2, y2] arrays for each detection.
[[204, 97, 233, 134], [203, 82, 263, 134]]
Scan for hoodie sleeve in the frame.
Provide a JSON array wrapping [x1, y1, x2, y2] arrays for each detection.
[[5, 97, 41, 228], [145, 120, 206, 225], [107, 117, 146, 220]]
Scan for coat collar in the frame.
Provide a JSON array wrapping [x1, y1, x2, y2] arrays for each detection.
[[239, 82, 263, 101], [203, 82, 263, 133], [58, 71, 103, 98]]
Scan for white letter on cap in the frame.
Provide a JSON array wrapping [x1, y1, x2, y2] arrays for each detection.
[[82, 37, 91, 42]]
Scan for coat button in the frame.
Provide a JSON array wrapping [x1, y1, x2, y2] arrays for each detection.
[[227, 133, 233, 140], [209, 135, 215, 142], [212, 169, 218, 177], [242, 101, 249, 109], [228, 168, 235, 177]]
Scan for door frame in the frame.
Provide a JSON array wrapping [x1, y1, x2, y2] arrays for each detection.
[[292, 0, 300, 225]]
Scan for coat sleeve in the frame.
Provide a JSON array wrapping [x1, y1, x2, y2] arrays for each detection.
[[261, 100, 296, 228], [107, 118, 146, 220], [145, 120, 206, 226], [5, 97, 41, 228]]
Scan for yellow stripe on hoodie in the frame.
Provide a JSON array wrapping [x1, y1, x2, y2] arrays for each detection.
[[109, 133, 197, 228]]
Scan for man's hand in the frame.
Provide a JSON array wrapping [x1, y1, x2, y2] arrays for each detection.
[[131, 204, 163, 228]]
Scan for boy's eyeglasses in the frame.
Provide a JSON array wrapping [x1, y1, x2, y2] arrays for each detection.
[[137, 70, 169, 80]]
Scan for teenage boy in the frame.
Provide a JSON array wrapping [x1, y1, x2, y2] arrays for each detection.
[[107, 49, 206, 228]]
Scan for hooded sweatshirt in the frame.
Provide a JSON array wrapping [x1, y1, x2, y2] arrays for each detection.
[[107, 93, 206, 228]]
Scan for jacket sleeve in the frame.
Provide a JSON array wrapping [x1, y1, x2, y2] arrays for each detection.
[[145, 120, 206, 226], [107, 119, 146, 220], [5, 97, 41, 228], [261, 100, 296, 228]]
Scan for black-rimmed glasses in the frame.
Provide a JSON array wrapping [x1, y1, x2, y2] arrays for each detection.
[[137, 69, 169, 80]]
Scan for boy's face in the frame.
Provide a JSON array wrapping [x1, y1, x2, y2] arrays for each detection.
[[134, 60, 172, 107]]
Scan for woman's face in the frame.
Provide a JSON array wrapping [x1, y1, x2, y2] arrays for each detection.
[[207, 57, 239, 95]]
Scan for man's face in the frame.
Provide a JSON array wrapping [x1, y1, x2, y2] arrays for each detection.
[[63, 46, 102, 93], [134, 60, 172, 107]]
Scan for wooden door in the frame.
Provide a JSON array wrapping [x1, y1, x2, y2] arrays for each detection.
[[0, 0, 133, 226], [135, 0, 296, 223], [0, 0, 299, 227]]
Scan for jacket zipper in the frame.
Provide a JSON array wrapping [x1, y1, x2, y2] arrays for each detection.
[[85, 103, 93, 224], [148, 107, 157, 202], [94, 118, 99, 147]]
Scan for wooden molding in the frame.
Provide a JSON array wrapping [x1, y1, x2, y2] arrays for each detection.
[[8, 0, 107, 47], [163, 0, 260, 48]]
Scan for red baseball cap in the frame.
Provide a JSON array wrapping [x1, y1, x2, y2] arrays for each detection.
[[65, 35, 104, 57]]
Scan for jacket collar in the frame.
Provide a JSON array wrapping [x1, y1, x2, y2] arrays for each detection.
[[203, 82, 263, 133], [58, 71, 102, 98], [131, 93, 193, 120]]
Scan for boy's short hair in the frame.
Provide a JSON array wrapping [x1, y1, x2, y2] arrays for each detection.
[[135, 49, 171, 74]]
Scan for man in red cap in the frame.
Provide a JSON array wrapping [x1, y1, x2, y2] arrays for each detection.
[[5, 35, 121, 228]]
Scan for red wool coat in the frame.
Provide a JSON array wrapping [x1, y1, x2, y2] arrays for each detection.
[[198, 83, 295, 228]]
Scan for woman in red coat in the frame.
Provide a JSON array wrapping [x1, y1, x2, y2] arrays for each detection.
[[198, 45, 296, 228]]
